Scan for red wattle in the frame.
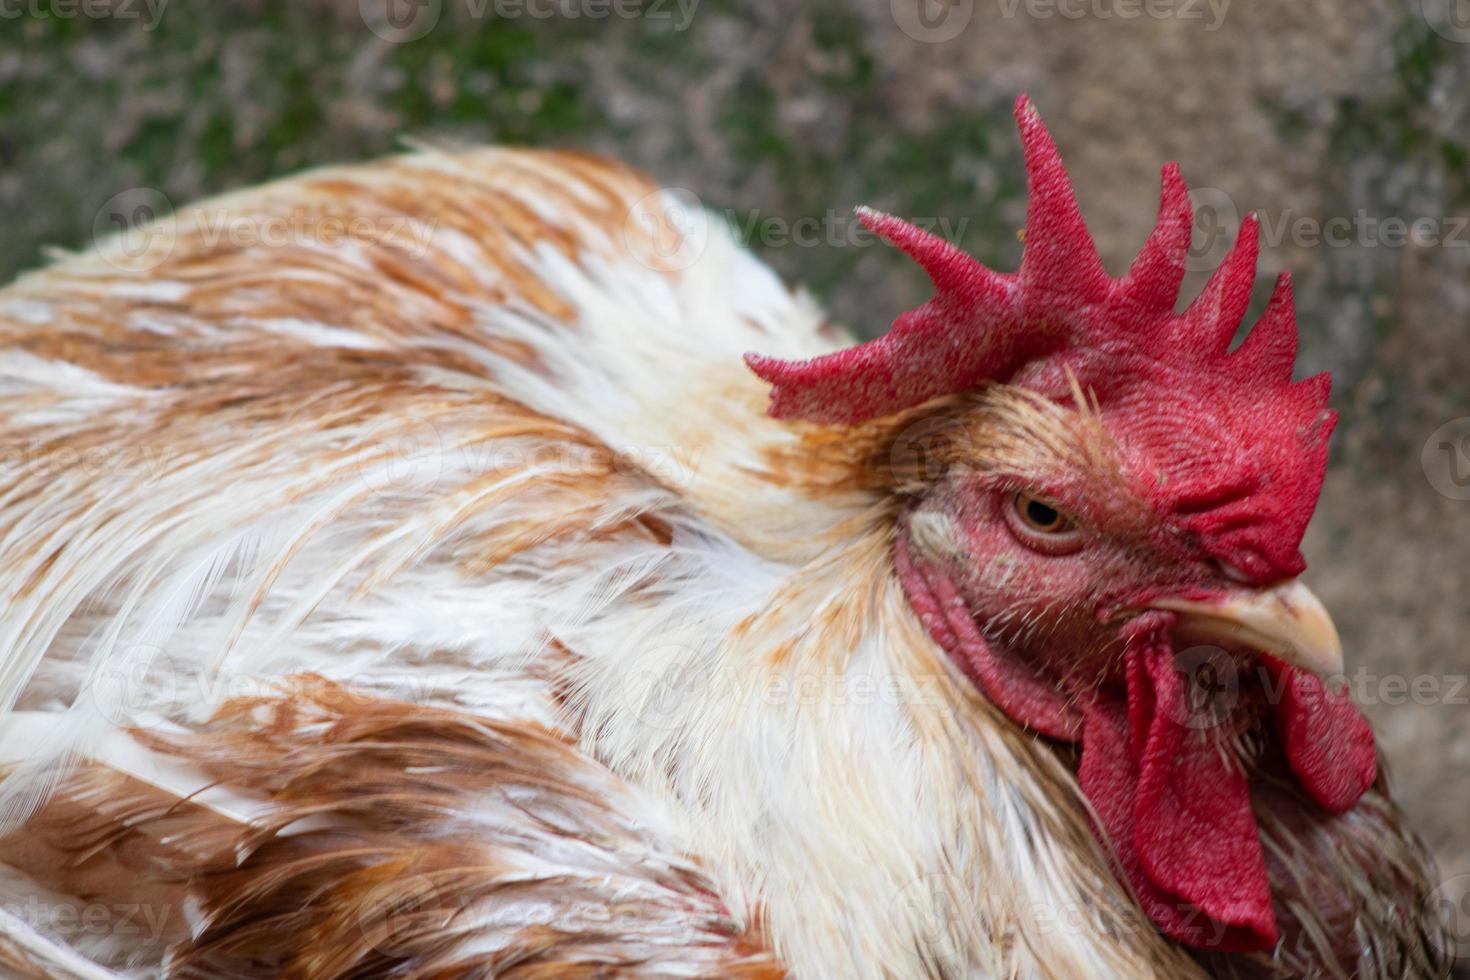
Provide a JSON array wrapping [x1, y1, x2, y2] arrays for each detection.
[[1128, 640, 1278, 950], [1261, 656, 1377, 812], [1078, 640, 1277, 953]]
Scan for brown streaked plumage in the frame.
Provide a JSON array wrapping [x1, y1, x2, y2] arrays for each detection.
[[7, 678, 785, 979], [0, 121, 1451, 979]]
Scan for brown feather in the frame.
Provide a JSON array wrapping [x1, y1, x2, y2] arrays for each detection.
[[2, 678, 786, 979]]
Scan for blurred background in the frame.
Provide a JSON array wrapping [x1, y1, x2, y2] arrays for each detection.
[[1, 0, 1467, 961]]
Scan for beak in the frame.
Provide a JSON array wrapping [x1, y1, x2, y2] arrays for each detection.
[[1151, 579, 1344, 678]]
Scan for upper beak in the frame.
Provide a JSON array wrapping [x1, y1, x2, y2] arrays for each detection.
[[1150, 579, 1344, 678]]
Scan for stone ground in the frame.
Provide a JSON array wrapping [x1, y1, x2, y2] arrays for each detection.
[[1, 0, 1467, 968]]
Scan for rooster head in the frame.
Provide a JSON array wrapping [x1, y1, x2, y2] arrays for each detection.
[[745, 96, 1378, 954]]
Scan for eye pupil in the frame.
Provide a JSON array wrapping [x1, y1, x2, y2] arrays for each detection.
[[1025, 499, 1059, 528], [1008, 492, 1079, 550]]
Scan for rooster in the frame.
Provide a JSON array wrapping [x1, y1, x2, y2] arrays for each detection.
[[0, 96, 1451, 979]]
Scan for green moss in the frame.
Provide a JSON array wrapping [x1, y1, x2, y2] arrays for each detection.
[[0, 0, 1020, 292], [1318, 22, 1470, 206]]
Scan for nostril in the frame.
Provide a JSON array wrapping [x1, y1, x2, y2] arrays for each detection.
[[1213, 559, 1254, 585]]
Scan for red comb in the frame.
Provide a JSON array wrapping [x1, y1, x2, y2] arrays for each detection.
[[744, 94, 1324, 430]]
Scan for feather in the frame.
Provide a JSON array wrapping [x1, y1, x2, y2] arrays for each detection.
[[0, 138, 1444, 979]]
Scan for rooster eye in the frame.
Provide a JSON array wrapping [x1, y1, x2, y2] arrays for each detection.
[[1003, 491, 1084, 554], [1014, 492, 1072, 533]]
